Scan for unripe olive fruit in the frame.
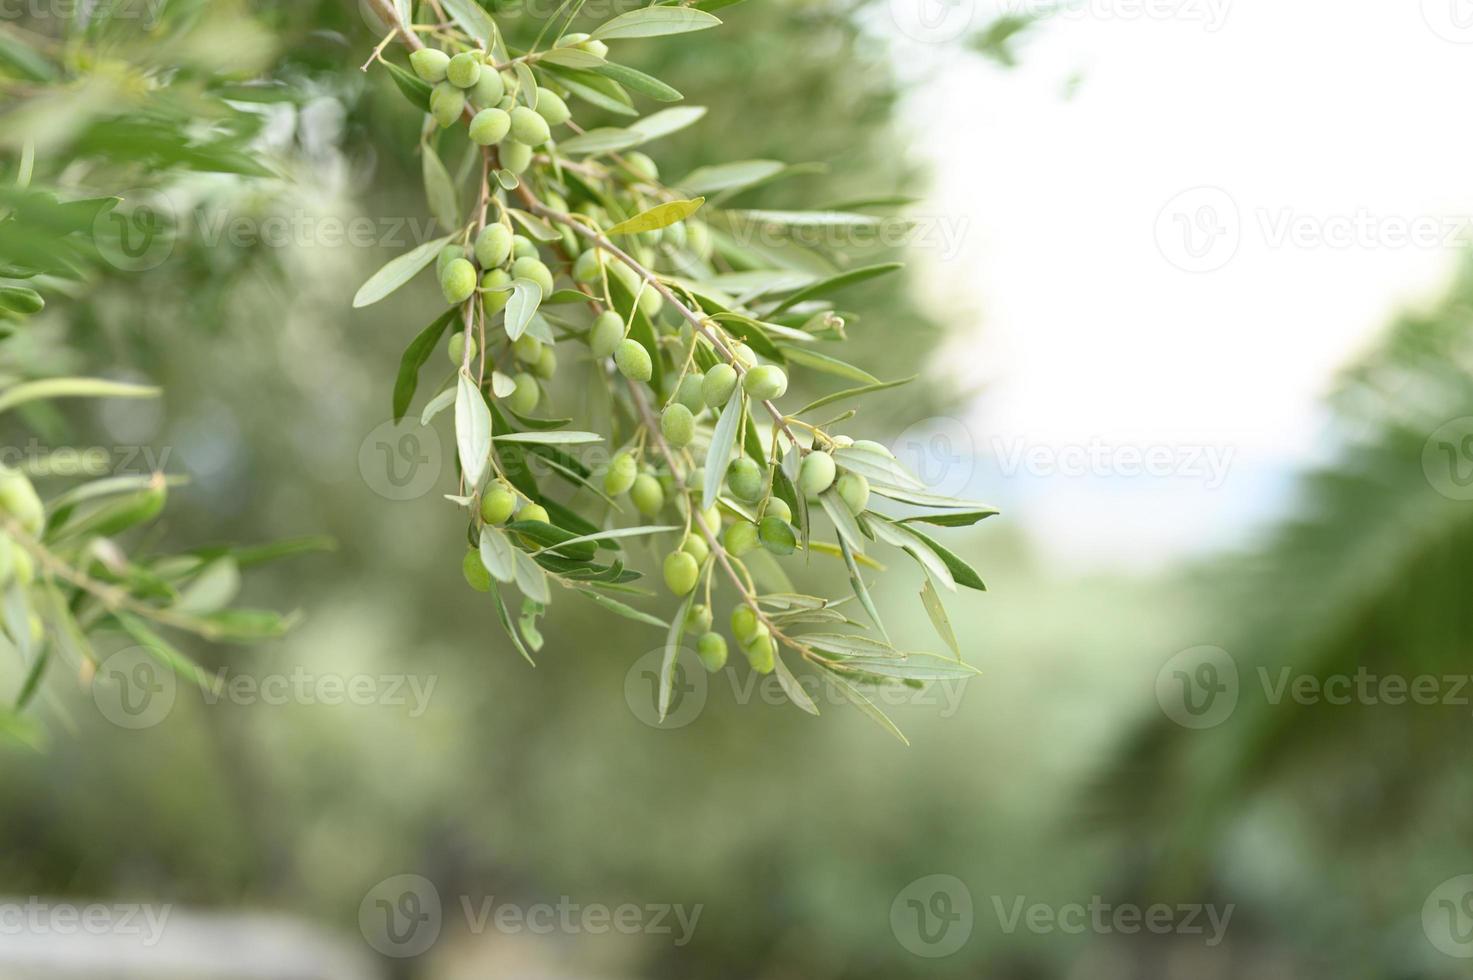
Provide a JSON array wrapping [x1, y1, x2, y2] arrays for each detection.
[[481, 268, 512, 312], [682, 535, 710, 564], [10, 546, 33, 587], [764, 497, 792, 523], [447, 332, 478, 366], [702, 364, 737, 407], [675, 372, 706, 414], [436, 244, 465, 275], [573, 249, 601, 284], [726, 459, 764, 503], [697, 632, 728, 672], [518, 502, 550, 524], [630, 473, 664, 516], [430, 83, 465, 127], [665, 220, 688, 251], [604, 451, 638, 496], [730, 604, 760, 644], [512, 334, 542, 364], [799, 451, 837, 496], [661, 403, 695, 449], [614, 339, 652, 382], [852, 439, 893, 457], [686, 602, 713, 633], [535, 88, 571, 125], [469, 68, 505, 109], [758, 516, 797, 556], [835, 472, 870, 515], [509, 372, 539, 415], [534, 345, 558, 380], [410, 48, 450, 83], [469, 107, 511, 146], [512, 256, 554, 295], [830, 435, 854, 448], [500, 140, 532, 173], [731, 343, 757, 368], [440, 257, 477, 305], [474, 223, 513, 269], [480, 487, 517, 524], [589, 311, 624, 358], [509, 106, 551, 147], [623, 151, 658, 181], [556, 33, 608, 58], [638, 288, 663, 318], [743, 364, 788, 401], [744, 629, 775, 675], [723, 520, 759, 556], [663, 551, 699, 596], [463, 549, 492, 592], [512, 235, 538, 260], [0, 535, 13, 586], [701, 504, 723, 532], [447, 51, 482, 88], [688, 221, 712, 260], [0, 286, 44, 316], [0, 469, 44, 536]]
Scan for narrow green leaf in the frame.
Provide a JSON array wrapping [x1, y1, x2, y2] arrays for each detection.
[[578, 590, 668, 629], [702, 390, 743, 512], [838, 534, 888, 643], [392, 309, 457, 422], [504, 277, 542, 341], [794, 376, 915, 416], [495, 430, 601, 445], [592, 6, 722, 39], [773, 654, 820, 716], [606, 198, 704, 236], [628, 106, 707, 144], [819, 490, 865, 555], [479, 526, 517, 583], [530, 524, 676, 555], [383, 60, 432, 112], [679, 159, 785, 195], [920, 575, 961, 659], [0, 378, 158, 414], [900, 509, 1000, 528], [455, 371, 492, 489], [353, 234, 453, 308], [901, 525, 987, 592], [771, 262, 903, 314], [490, 583, 536, 665], [822, 670, 909, 745], [592, 63, 683, 102], [422, 143, 459, 231], [558, 127, 642, 155], [441, 0, 496, 43], [780, 346, 879, 385], [842, 654, 977, 681], [540, 47, 606, 68], [658, 589, 697, 722], [513, 549, 551, 603]]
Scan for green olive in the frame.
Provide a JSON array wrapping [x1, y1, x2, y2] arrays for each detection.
[[480, 487, 517, 524], [511, 235, 537, 260], [799, 451, 837, 497], [535, 88, 571, 126], [730, 604, 760, 644], [660, 403, 695, 449], [0, 535, 13, 587], [675, 372, 706, 414], [638, 287, 663, 318], [463, 549, 492, 592], [534, 345, 558, 380], [469, 67, 506, 109], [702, 364, 737, 407], [743, 629, 775, 674], [10, 547, 33, 587], [430, 82, 465, 127], [573, 249, 602, 284], [758, 516, 797, 556], [508, 372, 540, 415], [518, 502, 550, 524], [439, 257, 477, 305], [410, 49, 449, 83], [764, 497, 792, 523], [481, 268, 512, 313], [511, 256, 554, 295], [512, 334, 543, 364], [682, 535, 710, 564], [723, 520, 759, 556], [474, 223, 513, 269], [614, 339, 653, 382], [447, 332, 478, 366], [663, 551, 700, 596], [688, 221, 712, 260], [630, 473, 664, 516], [686, 603, 713, 634], [446, 51, 482, 88], [436, 244, 465, 276], [730, 343, 757, 368], [509, 105, 551, 146], [468, 107, 511, 146], [623, 151, 658, 181], [604, 451, 638, 496], [500, 140, 532, 173], [742, 364, 788, 401], [835, 472, 870, 515], [0, 468, 45, 536], [726, 458, 764, 503], [697, 632, 728, 672], [589, 311, 625, 358]]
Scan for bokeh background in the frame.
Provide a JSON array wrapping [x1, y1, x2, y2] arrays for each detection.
[[3, 0, 1473, 977]]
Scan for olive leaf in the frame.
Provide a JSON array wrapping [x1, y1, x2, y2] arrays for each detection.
[[392, 309, 457, 422], [504, 277, 542, 340], [899, 509, 1000, 528], [558, 127, 643, 155], [896, 525, 988, 592], [658, 588, 697, 722], [679, 159, 785, 196], [821, 670, 909, 746], [539, 47, 606, 69], [919, 575, 961, 660], [479, 526, 517, 583], [422, 142, 459, 231], [627, 107, 707, 144], [593, 63, 683, 102], [441, 0, 495, 43], [770, 262, 903, 314], [513, 549, 551, 604], [352, 234, 453, 308], [793, 376, 915, 416], [773, 654, 820, 716], [490, 584, 536, 666], [494, 430, 602, 444], [605, 198, 704, 236], [591, 6, 722, 39], [702, 389, 743, 512], [577, 590, 668, 629], [778, 346, 878, 385], [839, 654, 977, 681], [454, 370, 492, 489]]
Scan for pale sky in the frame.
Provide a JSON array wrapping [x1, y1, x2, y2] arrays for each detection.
[[877, 0, 1473, 570]]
